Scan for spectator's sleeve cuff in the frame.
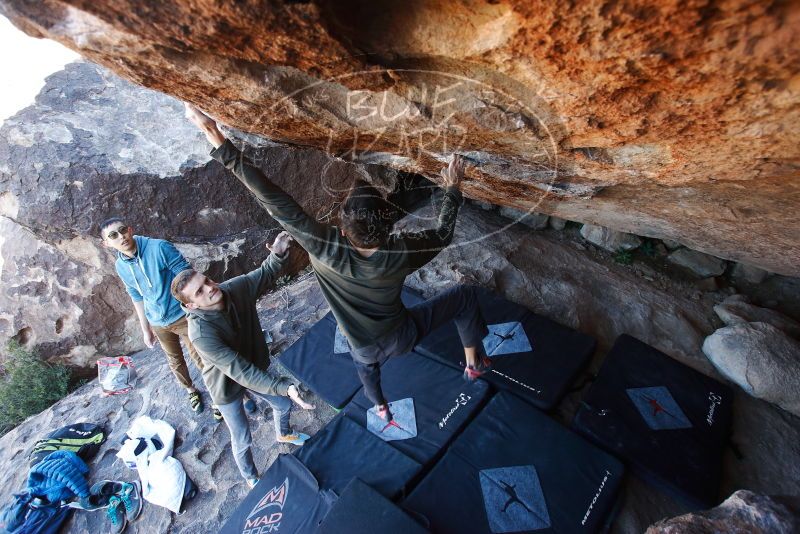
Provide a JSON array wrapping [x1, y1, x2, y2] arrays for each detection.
[[275, 377, 293, 396]]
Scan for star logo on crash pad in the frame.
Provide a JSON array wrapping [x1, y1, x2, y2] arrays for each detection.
[[333, 326, 351, 354], [366, 398, 418, 442], [626, 386, 692, 430], [479, 465, 550, 533], [482, 322, 532, 357]]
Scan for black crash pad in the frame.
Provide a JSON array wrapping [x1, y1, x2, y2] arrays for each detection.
[[404, 392, 624, 533], [295, 415, 423, 500], [220, 454, 335, 534], [572, 334, 733, 508], [276, 288, 424, 409], [414, 288, 595, 411], [344, 352, 491, 466], [316, 478, 429, 534]]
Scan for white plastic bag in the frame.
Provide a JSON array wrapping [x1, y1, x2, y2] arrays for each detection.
[[97, 356, 137, 395], [117, 416, 187, 514]]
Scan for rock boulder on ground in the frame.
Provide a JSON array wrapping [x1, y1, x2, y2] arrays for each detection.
[[731, 262, 771, 284], [580, 224, 642, 252], [549, 216, 568, 231], [714, 295, 800, 339], [498, 206, 549, 230], [668, 248, 728, 278], [703, 322, 800, 417], [646, 490, 800, 534]]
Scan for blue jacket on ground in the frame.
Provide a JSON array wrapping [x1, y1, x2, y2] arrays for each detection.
[[26, 451, 90, 503], [115, 235, 190, 327]]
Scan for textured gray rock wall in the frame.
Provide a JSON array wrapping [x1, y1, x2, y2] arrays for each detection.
[[0, 275, 337, 533], [646, 490, 800, 534], [0, 216, 137, 367], [0, 61, 369, 368]]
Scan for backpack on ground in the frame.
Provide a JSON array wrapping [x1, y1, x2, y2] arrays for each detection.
[[0, 492, 74, 534], [28, 423, 107, 468]]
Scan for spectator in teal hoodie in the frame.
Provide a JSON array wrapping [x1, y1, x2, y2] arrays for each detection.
[[100, 218, 209, 416]]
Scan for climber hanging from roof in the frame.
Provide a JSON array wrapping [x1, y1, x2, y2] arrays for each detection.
[[184, 103, 490, 422]]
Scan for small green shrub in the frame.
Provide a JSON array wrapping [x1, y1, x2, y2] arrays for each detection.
[[613, 249, 634, 265], [274, 275, 293, 289], [0, 341, 70, 435], [273, 265, 314, 291], [640, 239, 656, 257]]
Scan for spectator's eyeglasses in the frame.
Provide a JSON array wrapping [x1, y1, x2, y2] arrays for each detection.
[[105, 226, 129, 240]]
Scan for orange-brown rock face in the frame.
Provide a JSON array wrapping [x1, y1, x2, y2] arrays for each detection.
[[1, 0, 798, 274]]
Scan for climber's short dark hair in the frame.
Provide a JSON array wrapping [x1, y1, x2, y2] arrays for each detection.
[[338, 180, 394, 248]]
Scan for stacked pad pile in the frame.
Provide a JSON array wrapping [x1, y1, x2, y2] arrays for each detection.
[[225, 288, 729, 532], [404, 392, 625, 533], [342, 353, 491, 467], [572, 335, 733, 507], [222, 351, 490, 533], [414, 288, 596, 411]]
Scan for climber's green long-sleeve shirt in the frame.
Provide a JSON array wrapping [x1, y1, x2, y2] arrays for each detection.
[[210, 140, 463, 350]]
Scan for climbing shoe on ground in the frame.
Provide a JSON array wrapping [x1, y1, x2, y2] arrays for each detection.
[[88, 480, 124, 509], [106, 496, 128, 533], [212, 406, 223, 421], [375, 403, 393, 422], [188, 391, 203, 413], [463, 355, 492, 382], [119, 480, 143, 522], [276, 432, 310, 446], [246, 477, 259, 489], [69, 480, 114, 511]]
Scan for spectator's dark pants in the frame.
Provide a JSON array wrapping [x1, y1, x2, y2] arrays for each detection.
[[350, 285, 488, 405]]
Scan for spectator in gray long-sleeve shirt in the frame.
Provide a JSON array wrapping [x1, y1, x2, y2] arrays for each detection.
[[170, 231, 314, 488], [185, 104, 490, 423]]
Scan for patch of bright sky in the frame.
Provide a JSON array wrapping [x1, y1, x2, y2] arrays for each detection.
[[0, 15, 80, 126]]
